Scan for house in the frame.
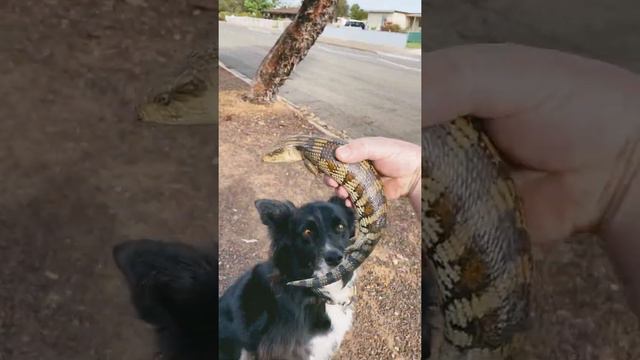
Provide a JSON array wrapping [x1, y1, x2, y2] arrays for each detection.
[[366, 10, 421, 32], [262, 7, 299, 20]]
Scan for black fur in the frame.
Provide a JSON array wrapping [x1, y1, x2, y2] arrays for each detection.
[[112, 196, 355, 360], [219, 195, 356, 359], [112, 239, 216, 360]]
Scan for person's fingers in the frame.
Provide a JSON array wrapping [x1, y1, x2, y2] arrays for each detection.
[[335, 137, 405, 164], [423, 43, 569, 127], [425, 43, 640, 172], [324, 175, 339, 188], [336, 186, 349, 199]]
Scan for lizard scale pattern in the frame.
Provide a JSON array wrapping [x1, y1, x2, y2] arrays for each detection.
[[423, 116, 533, 359], [263, 134, 388, 288]]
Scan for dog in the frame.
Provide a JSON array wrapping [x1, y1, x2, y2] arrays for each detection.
[[219, 195, 358, 360], [112, 195, 357, 360], [112, 238, 217, 360]]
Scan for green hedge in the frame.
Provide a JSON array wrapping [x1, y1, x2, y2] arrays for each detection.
[[407, 32, 421, 44]]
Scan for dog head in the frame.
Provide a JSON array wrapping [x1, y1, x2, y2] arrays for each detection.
[[255, 196, 356, 283], [112, 239, 216, 360]]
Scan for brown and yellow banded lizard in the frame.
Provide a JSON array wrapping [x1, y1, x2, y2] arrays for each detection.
[[423, 115, 532, 359], [263, 134, 388, 288]]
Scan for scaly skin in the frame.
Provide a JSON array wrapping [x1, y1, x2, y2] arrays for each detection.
[[263, 134, 388, 288], [137, 48, 217, 125], [423, 116, 533, 359]]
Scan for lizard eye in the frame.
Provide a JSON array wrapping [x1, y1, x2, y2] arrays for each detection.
[[153, 93, 171, 105], [303, 228, 312, 237], [335, 223, 345, 233]]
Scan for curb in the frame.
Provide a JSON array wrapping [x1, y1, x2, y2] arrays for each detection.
[[218, 60, 350, 140]]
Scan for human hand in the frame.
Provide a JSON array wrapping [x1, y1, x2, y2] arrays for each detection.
[[425, 43, 640, 312], [323, 137, 421, 213]]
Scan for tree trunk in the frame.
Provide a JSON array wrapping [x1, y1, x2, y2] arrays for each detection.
[[244, 0, 338, 104]]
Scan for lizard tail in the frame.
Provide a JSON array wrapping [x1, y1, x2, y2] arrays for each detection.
[[286, 237, 376, 288], [287, 255, 359, 288]]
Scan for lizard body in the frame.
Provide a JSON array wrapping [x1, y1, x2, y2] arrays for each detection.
[[423, 115, 532, 359], [263, 134, 388, 288]]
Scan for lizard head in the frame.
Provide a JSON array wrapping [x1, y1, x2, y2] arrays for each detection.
[[262, 146, 304, 163], [137, 74, 216, 125]]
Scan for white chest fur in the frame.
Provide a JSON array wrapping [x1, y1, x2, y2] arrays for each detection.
[[307, 271, 357, 360], [238, 269, 358, 360]]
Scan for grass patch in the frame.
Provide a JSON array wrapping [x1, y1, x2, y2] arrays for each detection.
[[406, 42, 421, 49]]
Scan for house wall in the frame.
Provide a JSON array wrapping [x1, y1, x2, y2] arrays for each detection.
[[389, 12, 408, 28], [366, 13, 386, 30], [367, 12, 413, 30]]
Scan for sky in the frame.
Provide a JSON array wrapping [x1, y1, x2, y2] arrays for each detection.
[[278, 0, 421, 13]]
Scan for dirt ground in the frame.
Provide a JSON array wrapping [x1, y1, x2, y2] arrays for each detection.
[[217, 68, 423, 359], [0, 1, 216, 359]]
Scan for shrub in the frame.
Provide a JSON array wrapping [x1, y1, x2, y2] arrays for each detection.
[[219, 11, 229, 21], [381, 21, 401, 32]]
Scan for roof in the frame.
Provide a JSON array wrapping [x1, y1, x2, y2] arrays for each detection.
[[263, 7, 299, 14], [366, 10, 421, 15]]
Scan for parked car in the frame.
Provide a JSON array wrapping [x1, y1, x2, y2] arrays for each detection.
[[344, 20, 365, 30]]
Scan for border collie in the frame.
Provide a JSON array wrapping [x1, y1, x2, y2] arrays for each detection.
[[112, 195, 357, 360], [219, 195, 358, 360]]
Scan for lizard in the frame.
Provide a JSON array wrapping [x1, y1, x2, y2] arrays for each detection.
[[422, 115, 533, 359], [264, 115, 532, 359], [262, 134, 388, 289], [136, 48, 218, 125]]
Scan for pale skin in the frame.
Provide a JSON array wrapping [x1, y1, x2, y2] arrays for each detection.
[[323, 137, 421, 218], [326, 43, 640, 317]]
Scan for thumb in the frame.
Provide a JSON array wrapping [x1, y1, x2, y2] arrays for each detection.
[[335, 137, 396, 164]]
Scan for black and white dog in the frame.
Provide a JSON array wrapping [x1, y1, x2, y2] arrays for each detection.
[[219, 196, 358, 360], [112, 196, 357, 360]]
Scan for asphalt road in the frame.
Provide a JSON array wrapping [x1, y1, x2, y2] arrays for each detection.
[[219, 22, 421, 145]]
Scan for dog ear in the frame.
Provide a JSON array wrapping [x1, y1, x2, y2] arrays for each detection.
[[112, 239, 216, 359], [255, 199, 295, 230]]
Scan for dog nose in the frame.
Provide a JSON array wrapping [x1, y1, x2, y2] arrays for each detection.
[[325, 249, 343, 266]]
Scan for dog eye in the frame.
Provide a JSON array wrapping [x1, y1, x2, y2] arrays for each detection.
[[336, 223, 345, 232], [303, 228, 312, 237]]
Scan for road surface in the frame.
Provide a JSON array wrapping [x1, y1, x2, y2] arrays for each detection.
[[219, 22, 421, 145]]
